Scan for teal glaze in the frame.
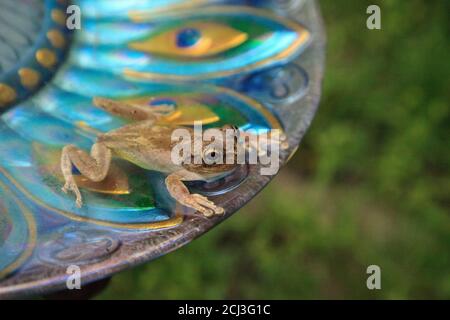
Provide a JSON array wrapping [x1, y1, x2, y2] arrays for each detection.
[[77, 0, 203, 19], [0, 181, 34, 278], [72, 7, 310, 81], [0, 0, 315, 283]]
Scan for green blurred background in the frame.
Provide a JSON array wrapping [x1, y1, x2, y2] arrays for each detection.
[[98, 0, 449, 299]]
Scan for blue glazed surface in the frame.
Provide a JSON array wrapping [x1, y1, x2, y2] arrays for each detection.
[[73, 6, 311, 80], [0, 0, 321, 292]]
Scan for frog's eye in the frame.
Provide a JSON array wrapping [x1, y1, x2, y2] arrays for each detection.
[[129, 22, 248, 59], [203, 147, 223, 165]]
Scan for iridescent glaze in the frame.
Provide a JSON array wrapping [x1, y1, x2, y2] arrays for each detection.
[[0, 181, 36, 280], [74, 6, 311, 81], [0, 0, 324, 296], [77, 0, 209, 19]]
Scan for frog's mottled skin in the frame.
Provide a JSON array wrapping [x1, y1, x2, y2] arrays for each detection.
[[60, 97, 242, 217]]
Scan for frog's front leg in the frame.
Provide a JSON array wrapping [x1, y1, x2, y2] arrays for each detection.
[[165, 172, 225, 218], [60, 143, 112, 208]]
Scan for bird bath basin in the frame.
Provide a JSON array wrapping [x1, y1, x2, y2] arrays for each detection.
[[0, 0, 325, 298]]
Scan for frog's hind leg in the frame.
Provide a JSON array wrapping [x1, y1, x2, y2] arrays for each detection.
[[93, 97, 172, 122], [60, 143, 112, 208]]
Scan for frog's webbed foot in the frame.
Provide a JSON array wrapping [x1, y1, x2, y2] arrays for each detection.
[[165, 173, 225, 218], [61, 178, 83, 208], [177, 193, 224, 218]]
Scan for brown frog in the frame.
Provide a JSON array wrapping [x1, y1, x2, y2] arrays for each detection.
[[61, 97, 255, 217]]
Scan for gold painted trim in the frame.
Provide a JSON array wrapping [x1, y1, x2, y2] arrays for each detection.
[[51, 9, 66, 26], [0, 181, 37, 279], [19, 68, 41, 89], [0, 84, 17, 107], [0, 168, 183, 231], [36, 49, 58, 69], [47, 29, 66, 49], [125, 6, 311, 81]]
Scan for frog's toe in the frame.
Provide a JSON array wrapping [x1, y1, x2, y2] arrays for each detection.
[[214, 206, 225, 215], [61, 180, 83, 207], [192, 194, 213, 205], [192, 194, 225, 217], [201, 208, 215, 218], [75, 197, 83, 208], [62, 181, 72, 194]]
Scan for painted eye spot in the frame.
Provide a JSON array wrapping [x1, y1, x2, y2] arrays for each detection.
[[129, 22, 248, 58], [176, 28, 201, 48], [149, 98, 177, 108]]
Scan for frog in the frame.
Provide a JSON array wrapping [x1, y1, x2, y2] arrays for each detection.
[[60, 97, 270, 218]]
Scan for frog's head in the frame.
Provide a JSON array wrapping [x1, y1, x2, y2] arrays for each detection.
[[182, 125, 241, 177]]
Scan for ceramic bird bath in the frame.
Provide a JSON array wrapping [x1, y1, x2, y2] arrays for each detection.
[[0, 0, 325, 298]]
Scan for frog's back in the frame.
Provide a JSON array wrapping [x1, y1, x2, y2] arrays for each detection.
[[98, 124, 185, 172]]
